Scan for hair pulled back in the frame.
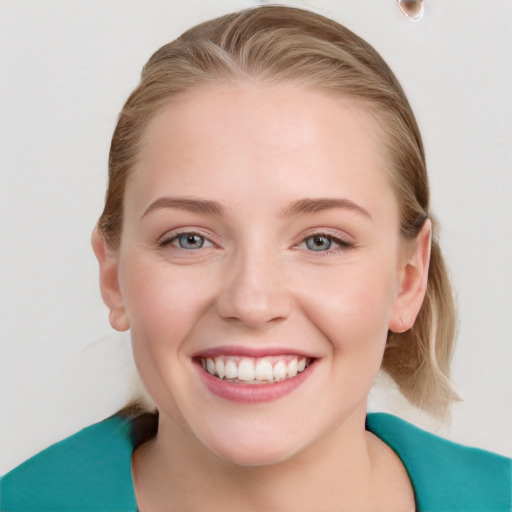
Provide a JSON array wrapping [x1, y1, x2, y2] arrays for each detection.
[[98, 5, 457, 416]]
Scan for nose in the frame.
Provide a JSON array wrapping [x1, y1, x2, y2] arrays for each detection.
[[215, 249, 292, 328]]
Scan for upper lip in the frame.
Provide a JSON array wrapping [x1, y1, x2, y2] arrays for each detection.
[[192, 345, 317, 359]]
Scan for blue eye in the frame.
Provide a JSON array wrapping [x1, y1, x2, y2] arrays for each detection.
[[305, 235, 333, 251], [159, 232, 214, 250], [176, 234, 207, 249], [298, 232, 354, 254]]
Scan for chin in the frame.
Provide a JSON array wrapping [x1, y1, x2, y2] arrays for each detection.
[[209, 437, 301, 467], [194, 416, 310, 468]]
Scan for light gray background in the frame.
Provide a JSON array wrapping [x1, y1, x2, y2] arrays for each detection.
[[1, 0, 511, 473]]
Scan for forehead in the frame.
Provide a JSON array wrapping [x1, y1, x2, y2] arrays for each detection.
[[127, 83, 396, 219], [141, 82, 385, 155]]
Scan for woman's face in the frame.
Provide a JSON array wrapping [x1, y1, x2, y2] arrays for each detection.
[[100, 83, 425, 466]]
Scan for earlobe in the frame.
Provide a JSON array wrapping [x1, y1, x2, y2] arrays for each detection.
[[91, 228, 130, 332], [388, 219, 432, 333]]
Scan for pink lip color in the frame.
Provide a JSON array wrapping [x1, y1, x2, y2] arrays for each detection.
[[195, 360, 315, 404], [193, 345, 315, 359]]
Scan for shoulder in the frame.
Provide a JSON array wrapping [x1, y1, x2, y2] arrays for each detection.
[[366, 412, 512, 512], [1, 416, 137, 512]]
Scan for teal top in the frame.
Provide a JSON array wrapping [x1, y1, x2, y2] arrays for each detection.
[[1, 412, 511, 511]]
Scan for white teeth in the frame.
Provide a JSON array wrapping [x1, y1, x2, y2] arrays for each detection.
[[206, 358, 215, 375], [238, 358, 255, 381], [215, 358, 225, 379], [273, 360, 287, 381], [255, 359, 274, 381], [286, 358, 298, 378], [225, 359, 238, 379], [200, 355, 311, 383]]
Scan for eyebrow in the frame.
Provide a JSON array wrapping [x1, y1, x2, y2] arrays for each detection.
[[278, 197, 372, 220], [141, 196, 371, 220], [141, 197, 225, 218]]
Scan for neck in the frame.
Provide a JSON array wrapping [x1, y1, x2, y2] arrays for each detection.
[[132, 406, 382, 511]]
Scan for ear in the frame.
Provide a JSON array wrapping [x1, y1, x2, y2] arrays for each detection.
[[388, 219, 432, 333], [91, 228, 130, 332]]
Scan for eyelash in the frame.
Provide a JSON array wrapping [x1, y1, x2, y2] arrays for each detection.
[[158, 230, 354, 255], [294, 232, 355, 255], [158, 231, 215, 250]]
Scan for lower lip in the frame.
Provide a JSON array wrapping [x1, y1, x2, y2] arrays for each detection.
[[195, 361, 316, 404]]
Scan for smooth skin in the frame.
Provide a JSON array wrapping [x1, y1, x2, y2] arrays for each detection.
[[93, 83, 430, 511]]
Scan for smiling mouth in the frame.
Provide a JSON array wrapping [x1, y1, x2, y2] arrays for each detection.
[[197, 355, 312, 384]]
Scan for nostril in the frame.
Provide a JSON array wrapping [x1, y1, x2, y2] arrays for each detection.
[[216, 289, 291, 328]]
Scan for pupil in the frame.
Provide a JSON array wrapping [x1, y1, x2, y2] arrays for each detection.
[[180, 234, 203, 249], [307, 235, 331, 251]]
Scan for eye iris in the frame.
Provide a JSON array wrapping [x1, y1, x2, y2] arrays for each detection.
[[178, 234, 204, 249], [306, 235, 332, 251]]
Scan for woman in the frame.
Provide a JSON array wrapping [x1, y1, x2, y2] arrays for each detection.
[[2, 5, 510, 511]]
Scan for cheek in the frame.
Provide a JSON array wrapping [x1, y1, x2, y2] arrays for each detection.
[[119, 257, 219, 418], [295, 261, 397, 353], [119, 255, 217, 348]]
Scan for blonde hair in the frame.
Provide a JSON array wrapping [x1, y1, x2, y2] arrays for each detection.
[[99, 5, 458, 416]]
